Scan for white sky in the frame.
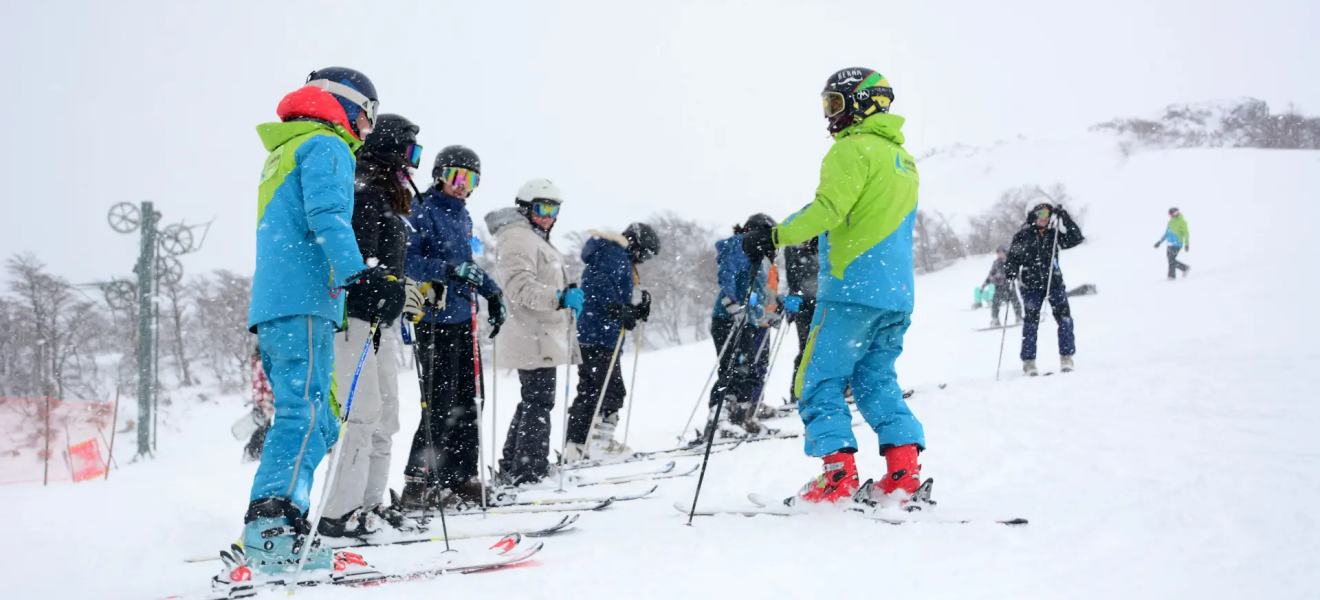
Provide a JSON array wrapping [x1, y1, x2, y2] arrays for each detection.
[[1, 0, 1315, 285]]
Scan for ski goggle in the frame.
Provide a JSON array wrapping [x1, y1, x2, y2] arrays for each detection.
[[439, 166, 480, 190], [305, 79, 379, 124], [1035, 207, 1051, 220], [530, 201, 560, 218], [822, 91, 847, 118], [404, 144, 424, 169]]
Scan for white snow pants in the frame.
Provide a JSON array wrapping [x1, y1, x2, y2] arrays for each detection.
[[323, 318, 402, 520]]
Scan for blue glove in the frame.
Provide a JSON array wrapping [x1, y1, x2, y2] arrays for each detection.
[[447, 262, 487, 288], [782, 295, 803, 313], [557, 285, 585, 317], [748, 292, 760, 307]]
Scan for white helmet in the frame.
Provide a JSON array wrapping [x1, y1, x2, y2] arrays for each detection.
[[516, 178, 563, 204]]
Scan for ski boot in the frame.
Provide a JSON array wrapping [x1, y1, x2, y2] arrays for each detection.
[[1060, 354, 1075, 373], [785, 450, 860, 507], [1023, 359, 1039, 376], [318, 506, 387, 540], [216, 498, 374, 588], [589, 413, 633, 456], [562, 441, 588, 464], [853, 444, 935, 512], [371, 500, 420, 533], [989, 316, 1002, 328], [448, 477, 514, 510], [396, 477, 436, 513]]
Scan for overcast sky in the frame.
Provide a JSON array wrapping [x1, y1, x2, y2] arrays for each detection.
[[2, 0, 1315, 285]]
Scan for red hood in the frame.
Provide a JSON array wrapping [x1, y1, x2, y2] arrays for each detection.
[[276, 86, 357, 139]]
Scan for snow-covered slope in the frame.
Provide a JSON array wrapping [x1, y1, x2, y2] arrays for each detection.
[[5, 140, 1319, 600]]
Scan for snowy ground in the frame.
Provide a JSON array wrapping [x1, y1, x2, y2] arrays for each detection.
[[4, 143, 1320, 599]]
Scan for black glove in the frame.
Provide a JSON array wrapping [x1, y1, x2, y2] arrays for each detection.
[[636, 291, 652, 322], [1153, 241, 1162, 249], [1054, 205, 1073, 224], [741, 223, 776, 263], [607, 303, 640, 331], [447, 261, 487, 289], [345, 266, 406, 324], [484, 292, 507, 338]]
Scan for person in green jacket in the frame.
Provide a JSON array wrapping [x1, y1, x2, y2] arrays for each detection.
[[1154, 207, 1191, 279], [742, 67, 929, 509]]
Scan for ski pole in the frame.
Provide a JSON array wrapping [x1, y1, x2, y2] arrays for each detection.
[[621, 323, 644, 448], [556, 313, 575, 493], [412, 339, 452, 552], [580, 328, 628, 459], [290, 318, 379, 591], [677, 322, 739, 443], [750, 312, 794, 413], [469, 289, 488, 514], [687, 264, 760, 524], [737, 319, 776, 428], [491, 337, 498, 484], [995, 285, 1011, 381]]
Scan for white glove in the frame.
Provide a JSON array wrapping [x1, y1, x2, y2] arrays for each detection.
[[721, 297, 744, 316]]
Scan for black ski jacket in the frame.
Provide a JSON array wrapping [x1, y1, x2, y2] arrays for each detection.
[[1005, 211, 1084, 292], [784, 237, 819, 299], [346, 173, 410, 324]]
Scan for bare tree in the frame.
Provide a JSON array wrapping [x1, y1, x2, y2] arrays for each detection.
[[186, 270, 253, 392], [161, 281, 194, 386]]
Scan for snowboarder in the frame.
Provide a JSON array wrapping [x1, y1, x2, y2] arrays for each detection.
[[1154, 207, 1190, 279], [484, 179, 583, 486], [984, 245, 1023, 327], [783, 238, 818, 405], [563, 223, 660, 462], [741, 67, 927, 508], [317, 114, 421, 539], [699, 215, 776, 442], [239, 66, 403, 579], [1005, 203, 1085, 375], [401, 145, 507, 509]]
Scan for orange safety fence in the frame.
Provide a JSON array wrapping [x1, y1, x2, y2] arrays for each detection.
[[0, 397, 115, 485]]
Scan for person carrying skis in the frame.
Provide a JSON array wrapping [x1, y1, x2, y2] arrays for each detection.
[[984, 245, 1023, 327], [1005, 203, 1084, 375], [317, 114, 421, 539], [741, 67, 928, 508], [563, 223, 660, 462], [784, 237, 818, 406], [484, 179, 583, 486], [698, 214, 776, 443], [238, 67, 403, 580], [1154, 207, 1190, 279], [401, 145, 506, 510]]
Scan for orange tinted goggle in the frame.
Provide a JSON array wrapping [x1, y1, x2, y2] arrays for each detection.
[[822, 92, 847, 118]]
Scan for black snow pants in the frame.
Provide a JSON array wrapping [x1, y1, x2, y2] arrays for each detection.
[[1166, 246, 1189, 279], [498, 367, 557, 484], [991, 284, 1023, 322], [566, 343, 626, 445], [708, 315, 766, 424], [405, 321, 480, 490]]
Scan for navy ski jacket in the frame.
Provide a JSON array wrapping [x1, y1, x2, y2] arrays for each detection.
[[404, 188, 501, 324], [576, 235, 634, 347]]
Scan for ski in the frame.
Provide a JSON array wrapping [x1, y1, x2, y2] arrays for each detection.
[[561, 439, 745, 471], [681, 496, 1027, 526], [492, 484, 658, 507], [975, 323, 1023, 332], [413, 497, 614, 518], [575, 463, 698, 487], [196, 537, 543, 599]]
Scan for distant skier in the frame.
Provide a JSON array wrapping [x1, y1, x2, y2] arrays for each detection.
[[484, 179, 582, 486], [741, 67, 928, 507], [698, 215, 775, 443], [1154, 207, 1190, 279], [984, 245, 1022, 327], [317, 114, 418, 539], [783, 237, 818, 405], [239, 67, 402, 580], [402, 145, 506, 510], [1005, 203, 1084, 375], [564, 223, 660, 462]]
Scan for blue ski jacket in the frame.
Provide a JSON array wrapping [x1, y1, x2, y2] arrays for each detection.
[[576, 234, 634, 347], [404, 188, 501, 324], [711, 234, 767, 321]]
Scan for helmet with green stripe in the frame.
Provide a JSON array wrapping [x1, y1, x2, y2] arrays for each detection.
[[821, 68, 894, 134]]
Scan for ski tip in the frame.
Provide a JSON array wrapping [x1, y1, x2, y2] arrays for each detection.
[[999, 518, 1030, 526]]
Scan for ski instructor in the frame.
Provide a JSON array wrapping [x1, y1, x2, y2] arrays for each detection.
[[741, 67, 929, 508]]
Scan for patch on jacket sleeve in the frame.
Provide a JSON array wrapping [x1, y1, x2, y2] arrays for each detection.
[[260, 146, 285, 183]]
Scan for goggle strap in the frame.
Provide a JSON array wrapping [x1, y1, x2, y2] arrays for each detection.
[[306, 79, 378, 120]]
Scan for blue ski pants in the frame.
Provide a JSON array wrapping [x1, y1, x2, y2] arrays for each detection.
[[249, 315, 340, 513], [1020, 286, 1075, 361], [795, 301, 924, 457]]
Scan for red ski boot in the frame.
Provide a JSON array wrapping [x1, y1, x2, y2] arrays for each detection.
[[856, 444, 934, 511], [789, 450, 860, 506]]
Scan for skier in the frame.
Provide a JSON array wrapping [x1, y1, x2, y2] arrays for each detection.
[[698, 215, 775, 442], [484, 178, 583, 486], [241, 344, 274, 463], [401, 145, 507, 510], [238, 67, 404, 579], [1154, 207, 1190, 279], [317, 114, 421, 539], [1005, 203, 1085, 375], [984, 245, 1023, 327], [563, 223, 660, 462], [783, 238, 818, 405], [741, 67, 928, 507]]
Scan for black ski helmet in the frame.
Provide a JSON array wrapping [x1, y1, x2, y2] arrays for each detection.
[[623, 222, 661, 264], [744, 213, 777, 231], [822, 68, 894, 135], [306, 67, 379, 135], [361, 114, 420, 169], [1168, 207, 1180, 216], [433, 145, 481, 179]]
